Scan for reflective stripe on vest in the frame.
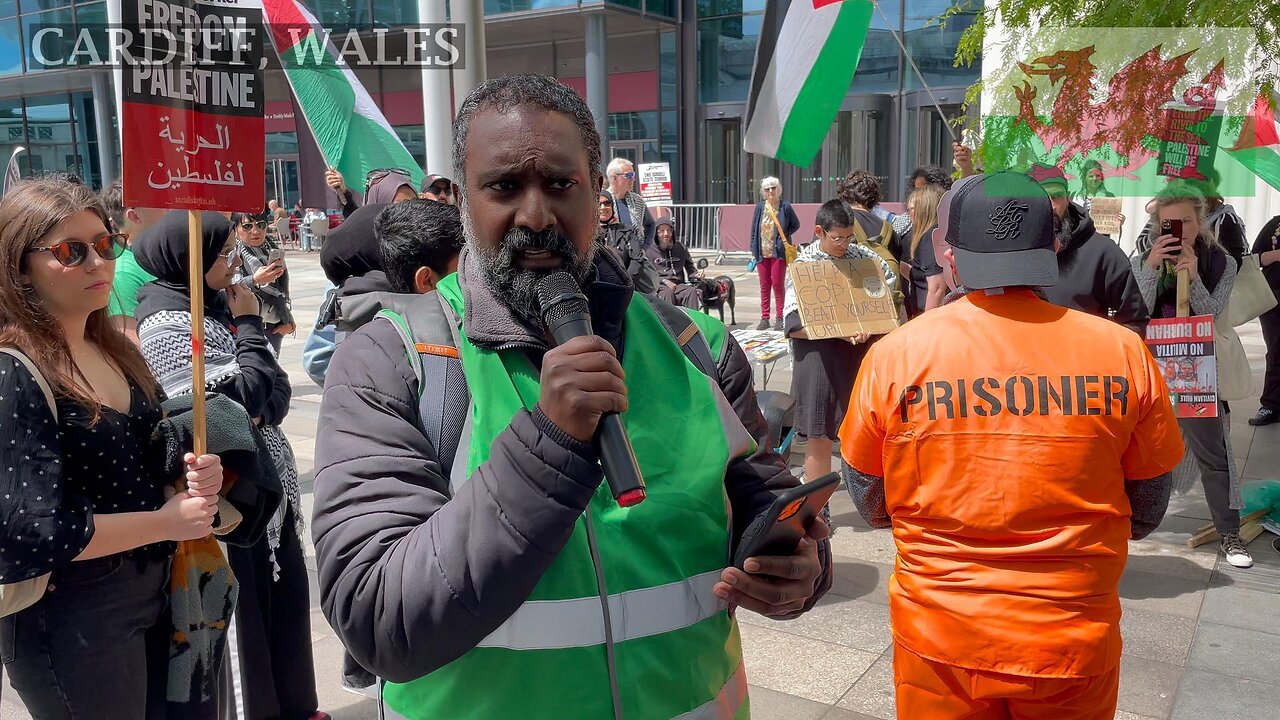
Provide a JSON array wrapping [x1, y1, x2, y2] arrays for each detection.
[[477, 569, 725, 650], [381, 663, 749, 720]]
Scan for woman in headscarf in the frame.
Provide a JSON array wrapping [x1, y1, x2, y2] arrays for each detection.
[[232, 209, 295, 354], [132, 211, 328, 720], [364, 168, 417, 205]]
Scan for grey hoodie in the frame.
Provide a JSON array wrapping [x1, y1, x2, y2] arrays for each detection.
[[312, 245, 831, 682]]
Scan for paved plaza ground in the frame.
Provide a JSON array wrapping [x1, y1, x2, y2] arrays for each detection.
[[4, 248, 1278, 719]]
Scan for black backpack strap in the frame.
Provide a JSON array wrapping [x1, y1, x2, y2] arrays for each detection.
[[377, 292, 472, 490], [641, 294, 721, 385]]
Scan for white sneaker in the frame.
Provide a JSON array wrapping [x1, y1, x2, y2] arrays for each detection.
[[1220, 533, 1254, 568]]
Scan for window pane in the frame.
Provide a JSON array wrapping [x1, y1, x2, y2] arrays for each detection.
[[72, 1, 105, 68], [71, 90, 93, 144], [23, 7, 74, 72], [647, 0, 675, 18], [303, 0, 369, 26], [266, 131, 298, 156], [24, 94, 71, 143], [24, 142, 78, 177], [0, 0, 15, 20], [609, 111, 657, 142], [851, 2, 899, 94], [661, 110, 678, 195], [698, 0, 765, 19], [904, 0, 980, 91], [0, 18, 21, 75], [393, 124, 426, 173], [659, 31, 676, 108], [609, 0, 640, 10], [0, 97, 22, 147], [697, 14, 761, 104], [23, 0, 72, 11], [484, 0, 577, 16], [372, 0, 416, 25]]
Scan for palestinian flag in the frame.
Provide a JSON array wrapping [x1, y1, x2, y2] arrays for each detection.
[[261, 0, 423, 189], [743, 0, 875, 166], [1228, 92, 1280, 192]]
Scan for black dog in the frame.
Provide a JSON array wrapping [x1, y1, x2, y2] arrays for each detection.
[[700, 274, 737, 326]]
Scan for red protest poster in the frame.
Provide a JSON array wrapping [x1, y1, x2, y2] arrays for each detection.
[[120, 0, 264, 211], [1145, 315, 1218, 418]]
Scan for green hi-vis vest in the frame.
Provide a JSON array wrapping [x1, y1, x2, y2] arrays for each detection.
[[382, 274, 757, 720]]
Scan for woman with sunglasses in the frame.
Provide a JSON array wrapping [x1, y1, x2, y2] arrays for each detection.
[[0, 180, 224, 718], [131, 212, 326, 720], [233, 211, 295, 354]]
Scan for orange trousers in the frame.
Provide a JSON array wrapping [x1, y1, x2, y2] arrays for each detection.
[[893, 643, 1120, 720]]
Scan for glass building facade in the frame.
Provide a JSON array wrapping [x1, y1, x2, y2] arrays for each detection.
[[0, 0, 979, 203]]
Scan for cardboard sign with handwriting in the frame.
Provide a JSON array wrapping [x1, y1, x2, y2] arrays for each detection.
[[789, 259, 900, 339], [1090, 196, 1124, 237]]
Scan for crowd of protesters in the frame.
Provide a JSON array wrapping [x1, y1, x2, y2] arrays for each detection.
[[1, 74, 1279, 720]]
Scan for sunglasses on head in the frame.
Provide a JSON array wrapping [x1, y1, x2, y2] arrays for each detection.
[[27, 233, 128, 268], [240, 220, 269, 230], [366, 167, 412, 191]]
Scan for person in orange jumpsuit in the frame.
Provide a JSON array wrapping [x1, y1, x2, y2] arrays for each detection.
[[839, 172, 1186, 719]]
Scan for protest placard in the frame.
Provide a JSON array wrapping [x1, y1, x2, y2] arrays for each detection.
[[120, 0, 265, 211], [1145, 315, 1217, 418], [788, 258, 899, 339], [1090, 196, 1124, 237], [638, 162, 672, 207]]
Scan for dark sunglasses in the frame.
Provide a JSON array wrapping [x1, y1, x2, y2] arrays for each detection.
[[240, 220, 269, 231], [428, 182, 452, 195], [366, 167, 411, 191], [27, 233, 128, 268], [613, 171, 635, 180]]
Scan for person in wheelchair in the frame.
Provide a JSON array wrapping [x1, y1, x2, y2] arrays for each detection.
[[647, 217, 702, 308]]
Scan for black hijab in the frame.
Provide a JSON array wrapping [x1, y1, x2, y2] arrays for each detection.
[[321, 203, 388, 285], [133, 210, 236, 326]]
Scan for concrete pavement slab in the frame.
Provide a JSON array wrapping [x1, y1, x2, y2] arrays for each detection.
[[1171, 669, 1280, 720], [738, 622, 879, 705]]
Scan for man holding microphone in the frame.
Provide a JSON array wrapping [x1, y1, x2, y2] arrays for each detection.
[[313, 74, 830, 720]]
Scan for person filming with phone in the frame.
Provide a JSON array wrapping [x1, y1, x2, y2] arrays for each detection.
[[312, 74, 831, 720], [841, 172, 1185, 719], [1131, 182, 1252, 568], [233, 209, 295, 354]]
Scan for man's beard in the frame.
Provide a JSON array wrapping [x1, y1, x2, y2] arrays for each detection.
[[1055, 209, 1078, 253], [472, 224, 597, 325]]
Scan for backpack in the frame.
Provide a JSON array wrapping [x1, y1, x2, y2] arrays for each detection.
[[850, 217, 909, 323], [377, 292, 729, 486]]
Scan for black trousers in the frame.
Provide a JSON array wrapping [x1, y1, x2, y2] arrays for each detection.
[[220, 507, 318, 720], [1, 556, 173, 720], [1261, 307, 1280, 412], [1179, 403, 1240, 535]]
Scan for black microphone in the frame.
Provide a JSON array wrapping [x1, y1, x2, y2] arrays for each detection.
[[536, 272, 646, 507]]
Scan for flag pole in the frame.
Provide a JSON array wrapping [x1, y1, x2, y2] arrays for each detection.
[[187, 210, 207, 467], [872, 0, 958, 143]]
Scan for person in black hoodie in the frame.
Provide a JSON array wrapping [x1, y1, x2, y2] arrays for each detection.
[[1249, 214, 1280, 426], [646, 216, 701, 308], [1030, 165, 1149, 335], [316, 202, 403, 340], [132, 211, 327, 720]]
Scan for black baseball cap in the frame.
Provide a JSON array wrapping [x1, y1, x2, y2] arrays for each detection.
[[421, 173, 452, 193], [941, 172, 1057, 290]]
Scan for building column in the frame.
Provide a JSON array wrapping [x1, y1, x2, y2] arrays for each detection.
[[419, 0, 453, 177], [90, 71, 118, 187], [584, 12, 608, 166], [451, 0, 487, 107]]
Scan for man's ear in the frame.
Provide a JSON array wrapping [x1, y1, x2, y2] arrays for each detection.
[[414, 266, 439, 295]]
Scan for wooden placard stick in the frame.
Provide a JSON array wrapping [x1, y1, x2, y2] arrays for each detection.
[[187, 210, 207, 470]]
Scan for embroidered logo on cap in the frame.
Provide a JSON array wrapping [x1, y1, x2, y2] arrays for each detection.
[[986, 200, 1030, 241]]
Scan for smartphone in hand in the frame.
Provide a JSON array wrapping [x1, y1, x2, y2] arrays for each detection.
[[1160, 219, 1184, 254], [267, 248, 285, 265]]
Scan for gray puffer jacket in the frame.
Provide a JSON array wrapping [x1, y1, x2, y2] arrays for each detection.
[[312, 246, 831, 683]]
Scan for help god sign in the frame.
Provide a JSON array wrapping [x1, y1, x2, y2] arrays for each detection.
[[789, 259, 900, 339]]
